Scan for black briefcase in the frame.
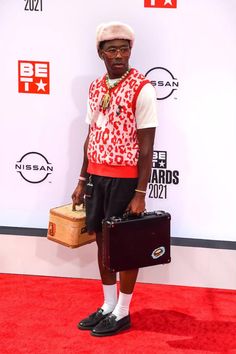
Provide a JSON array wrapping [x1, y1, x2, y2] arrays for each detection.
[[102, 211, 171, 272]]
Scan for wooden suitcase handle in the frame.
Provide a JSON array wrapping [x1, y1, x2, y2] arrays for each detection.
[[72, 202, 85, 211]]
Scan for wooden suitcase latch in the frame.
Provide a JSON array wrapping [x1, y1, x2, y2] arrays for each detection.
[[48, 222, 56, 236]]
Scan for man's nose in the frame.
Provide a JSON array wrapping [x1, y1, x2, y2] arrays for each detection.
[[115, 49, 122, 58]]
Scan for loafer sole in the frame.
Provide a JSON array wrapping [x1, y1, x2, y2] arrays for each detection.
[[78, 323, 94, 330], [90, 322, 131, 337]]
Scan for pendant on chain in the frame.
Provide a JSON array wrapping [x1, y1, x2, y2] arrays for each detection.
[[101, 93, 111, 110]]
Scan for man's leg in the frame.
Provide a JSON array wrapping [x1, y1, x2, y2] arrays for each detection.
[[111, 269, 138, 321], [119, 269, 139, 294], [96, 232, 118, 314], [89, 176, 139, 335], [97, 232, 116, 285], [77, 232, 117, 330], [97, 228, 139, 319], [92, 231, 138, 336], [91, 267, 138, 336]]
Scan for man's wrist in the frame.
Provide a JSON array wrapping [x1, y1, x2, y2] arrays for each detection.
[[78, 178, 86, 186], [134, 189, 146, 198], [135, 189, 146, 195]]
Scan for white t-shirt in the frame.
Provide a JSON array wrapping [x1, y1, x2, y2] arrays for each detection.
[[85, 82, 158, 129]]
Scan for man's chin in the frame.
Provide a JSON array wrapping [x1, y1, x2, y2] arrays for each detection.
[[110, 65, 128, 78]]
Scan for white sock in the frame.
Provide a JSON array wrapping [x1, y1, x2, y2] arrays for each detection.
[[112, 291, 133, 321], [101, 284, 117, 315]]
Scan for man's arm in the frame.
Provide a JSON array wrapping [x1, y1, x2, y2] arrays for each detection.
[[71, 127, 90, 209], [126, 127, 156, 214]]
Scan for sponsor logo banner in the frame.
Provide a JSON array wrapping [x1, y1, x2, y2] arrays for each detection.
[[148, 150, 179, 199], [18, 60, 50, 94], [24, 0, 43, 11], [144, 0, 177, 8], [15, 152, 53, 183], [145, 67, 179, 100]]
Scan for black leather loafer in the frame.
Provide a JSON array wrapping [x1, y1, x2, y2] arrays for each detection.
[[77, 308, 110, 330], [91, 314, 131, 337]]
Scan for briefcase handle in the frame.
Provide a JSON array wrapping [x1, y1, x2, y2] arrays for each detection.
[[122, 210, 166, 219], [122, 211, 140, 219], [104, 210, 170, 225]]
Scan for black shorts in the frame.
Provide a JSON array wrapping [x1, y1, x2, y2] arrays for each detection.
[[85, 175, 138, 233]]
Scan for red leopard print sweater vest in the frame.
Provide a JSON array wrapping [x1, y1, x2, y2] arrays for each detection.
[[87, 68, 149, 178]]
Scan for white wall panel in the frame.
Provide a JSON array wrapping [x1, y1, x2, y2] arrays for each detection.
[[0, 235, 235, 290], [1, 0, 236, 242]]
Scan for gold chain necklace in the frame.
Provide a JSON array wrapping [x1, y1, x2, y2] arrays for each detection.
[[100, 68, 131, 111]]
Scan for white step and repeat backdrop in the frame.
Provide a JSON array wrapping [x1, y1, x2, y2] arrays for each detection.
[[1, 0, 236, 242]]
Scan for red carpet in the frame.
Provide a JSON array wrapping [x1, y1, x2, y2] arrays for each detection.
[[0, 274, 236, 354]]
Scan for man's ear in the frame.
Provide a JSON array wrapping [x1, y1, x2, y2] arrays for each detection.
[[98, 49, 104, 60]]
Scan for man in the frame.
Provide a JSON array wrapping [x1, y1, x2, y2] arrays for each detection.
[[72, 21, 157, 337]]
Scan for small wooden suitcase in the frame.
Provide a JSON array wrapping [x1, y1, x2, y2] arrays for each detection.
[[102, 211, 171, 272], [47, 203, 96, 248]]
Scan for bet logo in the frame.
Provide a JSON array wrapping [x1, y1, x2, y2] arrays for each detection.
[[18, 60, 50, 94]]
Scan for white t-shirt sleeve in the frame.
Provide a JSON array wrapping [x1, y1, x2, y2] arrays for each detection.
[[135, 83, 158, 129], [85, 98, 92, 124]]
